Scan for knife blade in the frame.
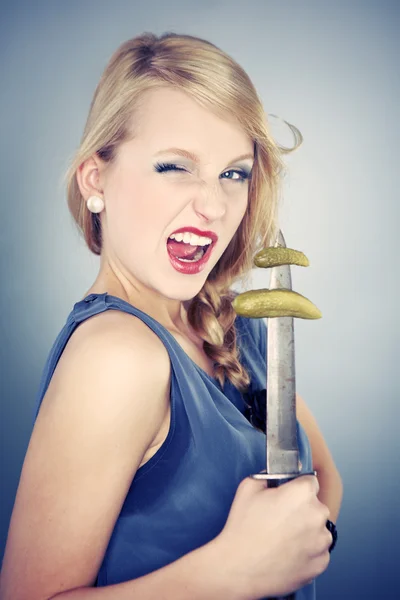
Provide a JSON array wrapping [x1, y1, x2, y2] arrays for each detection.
[[251, 230, 315, 600], [252, 229, 304, 484]]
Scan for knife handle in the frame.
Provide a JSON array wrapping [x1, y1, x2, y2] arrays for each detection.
[[265, 480, 296, 600], [250, 470, 317, 483], [266, 480, 295, 600], [252, 471, 317, 600]]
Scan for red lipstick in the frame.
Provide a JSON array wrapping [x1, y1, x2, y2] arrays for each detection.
[[167, 242, 215, 275], [166, 226, 218, 275]]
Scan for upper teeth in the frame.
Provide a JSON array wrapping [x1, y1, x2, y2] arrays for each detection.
[[169, 232, 213, 246]]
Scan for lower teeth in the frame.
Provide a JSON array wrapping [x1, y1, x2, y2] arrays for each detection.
[[177, 247, 207, 263]]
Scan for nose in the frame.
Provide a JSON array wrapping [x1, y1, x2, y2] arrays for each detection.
[[191, 179, 226, 222]]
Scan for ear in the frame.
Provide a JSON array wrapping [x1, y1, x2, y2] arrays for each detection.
[[76, 153, 107, 200]]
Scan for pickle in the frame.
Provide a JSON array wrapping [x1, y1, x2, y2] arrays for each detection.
[[254, 246, 309, 268], [232, 288, 322, 319]]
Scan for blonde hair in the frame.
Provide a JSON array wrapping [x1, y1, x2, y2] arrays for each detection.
[[63, 32, 302, 392]]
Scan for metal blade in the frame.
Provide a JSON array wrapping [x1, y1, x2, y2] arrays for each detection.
[[255, 231, 311, 600], [265, 230, 300, 477]]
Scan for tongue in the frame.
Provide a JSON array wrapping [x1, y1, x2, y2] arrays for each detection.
[[167, 239, 200, 259]]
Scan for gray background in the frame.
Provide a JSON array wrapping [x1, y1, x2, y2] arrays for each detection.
[[1, 1, 399, 598]]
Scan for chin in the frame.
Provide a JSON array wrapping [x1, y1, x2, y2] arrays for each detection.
[[159, 278, 207, 303]]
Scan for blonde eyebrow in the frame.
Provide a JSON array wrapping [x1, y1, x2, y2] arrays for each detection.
[[154, 147, 254, 164]]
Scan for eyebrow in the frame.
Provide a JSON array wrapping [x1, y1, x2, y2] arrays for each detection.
[[154, 147, 254, 164]]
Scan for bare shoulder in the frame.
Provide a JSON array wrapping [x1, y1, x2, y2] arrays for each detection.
[[40, 307, 172, 437], [68, 306, 170, 360], [0, 308, 171, 600]]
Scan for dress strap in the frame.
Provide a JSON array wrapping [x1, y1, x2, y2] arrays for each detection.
[[71, 292, 109, 323], [72, 293, 185, 361]]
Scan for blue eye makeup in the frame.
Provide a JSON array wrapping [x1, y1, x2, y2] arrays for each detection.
[[154, 162, 251, 182], [154, 162, 186, 173]]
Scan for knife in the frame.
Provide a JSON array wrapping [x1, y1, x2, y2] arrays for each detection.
[[251, 230, 316, 600]]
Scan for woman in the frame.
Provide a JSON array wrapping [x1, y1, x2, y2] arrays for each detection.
[[0, 32, 342, 600]]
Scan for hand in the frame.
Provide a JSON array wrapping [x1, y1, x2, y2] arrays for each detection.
[[215, 474, 332, 599]]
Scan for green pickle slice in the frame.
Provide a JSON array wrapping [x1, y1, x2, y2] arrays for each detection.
[[232, 288, 322, 319], [254, 246, 309, 268]]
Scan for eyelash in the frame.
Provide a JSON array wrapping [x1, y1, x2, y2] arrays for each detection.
[[154, 162, 251, 182]]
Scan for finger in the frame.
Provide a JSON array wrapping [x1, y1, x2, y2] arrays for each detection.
[[305, 473, 320, 496], [240, 474, 270, 495], [283, 474, 320, 497]]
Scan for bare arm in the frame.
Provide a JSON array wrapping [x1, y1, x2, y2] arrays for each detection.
[[296, 393, 343, 522], [2, 311, 221, 600], [48, 539, 236, 600], [0, 309, 333, 600]]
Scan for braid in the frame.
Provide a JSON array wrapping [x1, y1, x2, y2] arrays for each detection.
[[186, 279, 251, 393]]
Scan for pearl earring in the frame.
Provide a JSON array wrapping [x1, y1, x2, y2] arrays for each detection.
[[86, 195, 104, 213]]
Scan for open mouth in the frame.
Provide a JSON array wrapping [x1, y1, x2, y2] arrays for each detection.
[[175, 244, 211, 263], [166, 238, 213, 263]]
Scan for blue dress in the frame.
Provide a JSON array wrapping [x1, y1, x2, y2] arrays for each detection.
[[33, 292, 316, 599]]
